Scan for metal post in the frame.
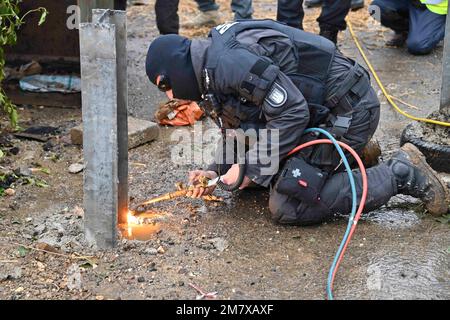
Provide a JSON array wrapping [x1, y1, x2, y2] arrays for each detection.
[[78, 0, 115, 23], [440, 10, 450, 116], [93, 9, 129, 226], [79, 10, 128, 248]]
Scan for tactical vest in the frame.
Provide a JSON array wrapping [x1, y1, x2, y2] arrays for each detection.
[[201, 20, 371, 170], [202, 20, 336, 122]]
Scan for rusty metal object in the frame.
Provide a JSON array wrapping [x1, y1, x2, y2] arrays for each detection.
[[137, 189, 189, 208], [132, 176, 223, 212], [201, 195, 224, 202]]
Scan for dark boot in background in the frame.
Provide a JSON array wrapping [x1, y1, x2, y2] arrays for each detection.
[[320, 28, 339, 44], [386, 31, 408, 47], [305, 0, 323, 8], [351, 0, 365, 11], [306, 0, 363, 10]]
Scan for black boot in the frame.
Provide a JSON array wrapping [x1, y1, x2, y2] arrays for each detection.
[[386, 31, 408, 47], [320, 28, 338, 44], [351, 0, 365, 11], [388, 143, 449, 216], [305, 0, 364, 10], [305, 0, 323, 8]]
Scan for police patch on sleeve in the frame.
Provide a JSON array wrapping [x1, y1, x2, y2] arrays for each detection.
[[265, 83, 287, 108]]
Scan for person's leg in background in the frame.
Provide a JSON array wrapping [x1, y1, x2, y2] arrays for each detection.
[[406, 4, 447, 55], [277, 0, 305, 30], [196, 0, 220, 12], [369, 0, 410, 46], [155, 0, 180, 34], [317, 0, 351, 43], [231, 0, 254, 20], [305, 0, 364, 10], [185, 0, 222, 27], [114, 0, 127, 10]]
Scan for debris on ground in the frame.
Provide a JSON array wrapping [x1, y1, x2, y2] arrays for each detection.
[[189, 283, 218, 300], [4, 61, 43, 81], [19, 75, 81, 93], [68, 163, 84, 174], [16, 126, 59, 142]]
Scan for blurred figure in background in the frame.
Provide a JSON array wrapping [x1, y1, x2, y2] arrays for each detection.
[[369, 0, 448, 55], [155, 0, 180, 34], [276, 0, 353, 44], [155, 0, 254, 34], [304, 0, 364, 10], [185, 0, 254, 27], [114, 0, 127, 10]]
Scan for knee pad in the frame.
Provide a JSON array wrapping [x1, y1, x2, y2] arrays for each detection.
[[407, 40, 434, 55]]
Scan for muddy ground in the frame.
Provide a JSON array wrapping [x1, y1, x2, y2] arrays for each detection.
[[0, 0, 449, 300]]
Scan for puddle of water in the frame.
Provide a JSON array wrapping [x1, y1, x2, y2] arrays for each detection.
[[363, 208, 420, 230], [366, 248, 450, 299]]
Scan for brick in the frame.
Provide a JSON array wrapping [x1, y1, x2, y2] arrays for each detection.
[[70, 116, 159, 149]]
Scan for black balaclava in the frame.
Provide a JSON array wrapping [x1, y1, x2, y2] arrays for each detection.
[[145, 34, 202, 101]]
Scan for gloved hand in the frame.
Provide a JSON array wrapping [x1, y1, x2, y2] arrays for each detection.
[[186, 170, 218, 198]]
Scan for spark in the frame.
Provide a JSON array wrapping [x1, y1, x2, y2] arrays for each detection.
[[127, 210, 140, 225]]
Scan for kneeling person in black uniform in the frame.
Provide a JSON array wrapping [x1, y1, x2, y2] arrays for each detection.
[[145, 20, 449, 225]]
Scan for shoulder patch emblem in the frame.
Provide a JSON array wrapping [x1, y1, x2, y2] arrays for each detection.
[[215, 22, 239, 35], [265, 83, 287, 107]]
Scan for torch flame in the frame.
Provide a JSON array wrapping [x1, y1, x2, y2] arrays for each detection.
[[127, 210, 140, 225], [121, 209, 167, 240]]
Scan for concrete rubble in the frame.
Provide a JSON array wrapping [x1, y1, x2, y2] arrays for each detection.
[[70, 116, 159, 149]]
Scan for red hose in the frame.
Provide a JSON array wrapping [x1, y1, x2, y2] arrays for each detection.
[[287, 139, 368, 296]]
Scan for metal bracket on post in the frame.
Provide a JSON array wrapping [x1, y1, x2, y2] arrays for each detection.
[[79, 9, 128, 249], [440, 9, 450, 116]]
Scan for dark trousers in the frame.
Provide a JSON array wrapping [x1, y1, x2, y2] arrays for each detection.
[[370, 0, 446, 54], [195, 0, 254, 19], [277, 0, 351, 31], [269, 87, 391, 226], [155, 0, 180, 35], [114, 0, 127, 11]]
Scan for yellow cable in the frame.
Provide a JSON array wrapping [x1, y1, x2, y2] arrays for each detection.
[[347, 20, 450, 127]]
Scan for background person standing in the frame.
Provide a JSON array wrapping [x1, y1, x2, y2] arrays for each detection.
[[369, 0, 448, 55], [304, 0, 364, 10], [155, 0, 180, 35], [185, 0, 254, 27], [276, 0, 352, 43]]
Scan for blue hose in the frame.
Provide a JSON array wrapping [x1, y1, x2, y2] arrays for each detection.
[[303, 128, 357, 300]]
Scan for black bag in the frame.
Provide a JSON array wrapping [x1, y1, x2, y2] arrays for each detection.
[[274, 156, 328, 205]]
